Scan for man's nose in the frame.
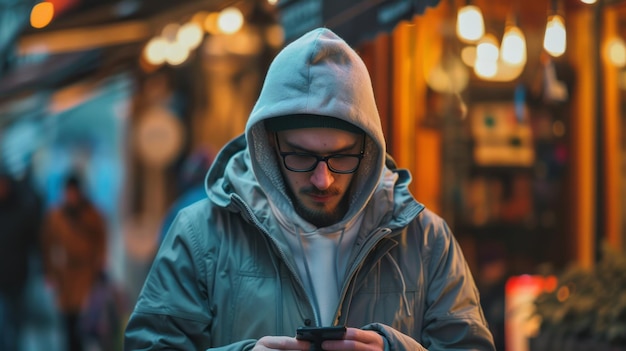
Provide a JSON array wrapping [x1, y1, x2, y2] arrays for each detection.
[[310, 161, 334, 190]]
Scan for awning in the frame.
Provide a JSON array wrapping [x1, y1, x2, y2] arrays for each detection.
[[277, 0, 441, 47]]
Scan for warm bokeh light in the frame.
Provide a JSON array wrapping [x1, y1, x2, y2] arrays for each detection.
[[580, 0, 597, 3], [203, 12, 220, 35], [461, 46, 476, 67], [606, 37, 626, 67], [177, 22, 204, 50], [191, 11, 209, 26], [426, 56, 469, 94], [556, 285, 570, 302], [501, 25, 527, 66], [143, 37, 168, 65], [218, 7, 244, 34], [30, 1, 55, 29], [474, 59, 497, 78], [164, 41, 189, 66], [456, 5, 484, 43], [475, 34, 499, 78], [544, 14, 566, 57], [265, 24, 285, 48], [267, 0, 278, 5], [477, 33, 499, 62], [161, 23, 180, 41]]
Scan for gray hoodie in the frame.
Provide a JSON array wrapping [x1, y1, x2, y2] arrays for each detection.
[[124, 28, 495, 351], [245, 26, 388, 327]]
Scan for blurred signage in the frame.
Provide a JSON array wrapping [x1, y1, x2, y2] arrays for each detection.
[[135, 106, 184, 168], [470, 102, 535, 167], [505, 275, 557, 351], [278, 0, 441, 46]]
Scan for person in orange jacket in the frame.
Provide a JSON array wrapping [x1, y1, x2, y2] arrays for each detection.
[[41, 172, 107, 351]]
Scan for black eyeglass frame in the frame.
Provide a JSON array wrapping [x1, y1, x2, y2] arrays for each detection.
[[274, 133, 365, 174]]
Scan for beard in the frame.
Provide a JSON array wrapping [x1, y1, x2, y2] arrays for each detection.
[[290, 186, 350, 228]]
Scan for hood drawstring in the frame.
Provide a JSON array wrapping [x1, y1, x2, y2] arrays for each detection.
[[263, 237, 284, 331], [334, 228, 346, 296], [338, 229, 411, 324], [296, 226, 322, 325], [339, 262, 362, 324], [385, 253, 412, 317]]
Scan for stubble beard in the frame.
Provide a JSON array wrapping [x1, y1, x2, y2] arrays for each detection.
[[291, 187, 350, 228]]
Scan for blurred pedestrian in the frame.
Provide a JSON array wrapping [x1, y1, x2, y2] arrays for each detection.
[[160, 147, 215, 243], [0, 169, 44, 351], [41, 172, 107, 351]]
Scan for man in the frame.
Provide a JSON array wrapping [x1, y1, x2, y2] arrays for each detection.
[[125, 28, 495, 351]]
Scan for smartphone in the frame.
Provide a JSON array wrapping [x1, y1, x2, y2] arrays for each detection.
[[296, 326, 347, 342]]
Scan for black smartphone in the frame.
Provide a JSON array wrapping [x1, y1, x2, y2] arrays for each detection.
[[296, 326, 347, 342]]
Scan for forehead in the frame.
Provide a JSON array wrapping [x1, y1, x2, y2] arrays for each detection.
[[278, 128, 360, 150]]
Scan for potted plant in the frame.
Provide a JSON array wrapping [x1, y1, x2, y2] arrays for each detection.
[[530, 245, 626, 351]]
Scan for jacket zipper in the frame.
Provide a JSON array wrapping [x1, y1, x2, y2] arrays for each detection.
[[333, 227, 395, 324], [232, 195, 322, 325]]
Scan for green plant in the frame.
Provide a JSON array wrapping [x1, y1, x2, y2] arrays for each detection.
[[532, 245, 626, 346]]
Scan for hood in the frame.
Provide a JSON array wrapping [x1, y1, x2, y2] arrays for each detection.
[[244, 28, 386, 227]]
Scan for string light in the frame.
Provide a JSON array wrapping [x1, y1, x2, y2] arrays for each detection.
[[475, 34, 499, 78], [501, 24, 527, 66], [456, 4, 484, 43], [543, 14, 566, 57]]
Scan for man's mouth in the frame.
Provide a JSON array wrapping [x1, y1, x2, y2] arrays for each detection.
[[303, 189, 339, 203], [308, 193, 333, 202]]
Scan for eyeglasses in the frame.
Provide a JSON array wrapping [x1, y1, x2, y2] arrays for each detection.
[[275, 133, 365, 174]]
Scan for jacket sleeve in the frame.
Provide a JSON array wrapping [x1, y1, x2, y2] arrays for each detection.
[[362, 323, 427, 351], [124, 207, 257, 351], [363, 210, 495, 351], [124, 208, 212, 350], [417, 211, 496, 350]]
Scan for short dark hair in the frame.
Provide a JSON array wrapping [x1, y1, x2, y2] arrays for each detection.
[[65, 172, 82, 189], [265, 114, 363, 134]]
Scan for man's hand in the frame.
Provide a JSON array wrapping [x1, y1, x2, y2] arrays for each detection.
[[252, 328, 384, 351], [253, 336, 311, 351], [321, 328, 384, 351]]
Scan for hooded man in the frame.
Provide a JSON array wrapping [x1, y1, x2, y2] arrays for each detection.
[[125, 28, 495, 351]]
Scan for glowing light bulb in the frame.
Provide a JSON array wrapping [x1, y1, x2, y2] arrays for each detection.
[[501, 25, 527, 66], [144, 37, 168, 65], [218, 7, 244, 34], [477, 34, 499, 62], [456, 5, 484, 42], [544, 14, 566, 57], [607, 38, 626, 67], [165, 41, 189, 66], [30, 1, 54, 29], [474, 59, 497, 78], [475, 34, 499, 79], [177, 22, 204, 49]]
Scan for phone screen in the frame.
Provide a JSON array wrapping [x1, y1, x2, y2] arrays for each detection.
[[296, 326, 347, 342]]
